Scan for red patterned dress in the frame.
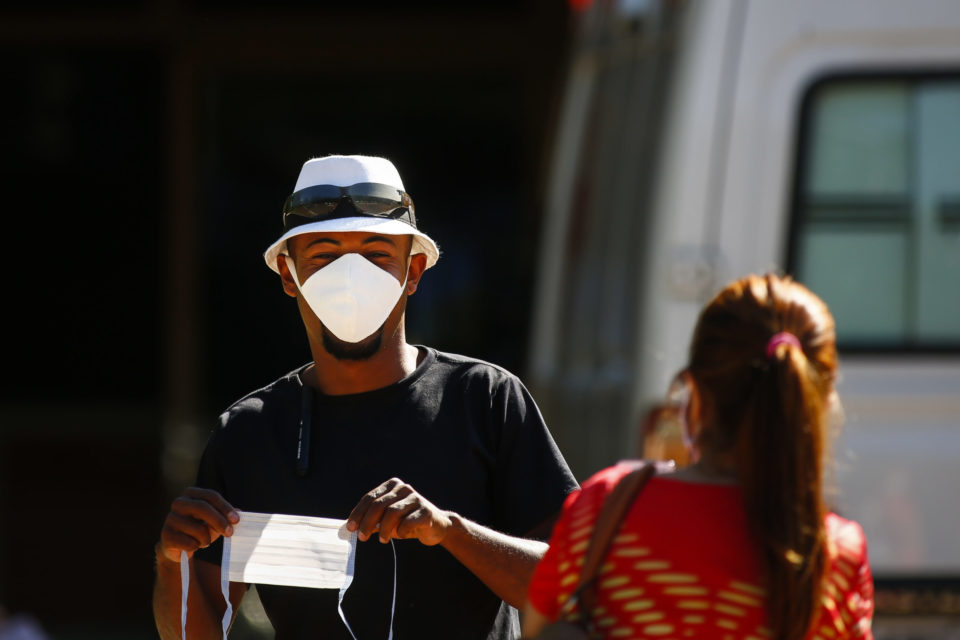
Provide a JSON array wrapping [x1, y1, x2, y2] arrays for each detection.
[[528, 463, 874, 639]]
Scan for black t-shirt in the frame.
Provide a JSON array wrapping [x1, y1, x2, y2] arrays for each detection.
[[194, 347, 578, 640]]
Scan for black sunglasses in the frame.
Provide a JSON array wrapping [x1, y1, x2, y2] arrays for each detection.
[[282, 182, 416, 231]]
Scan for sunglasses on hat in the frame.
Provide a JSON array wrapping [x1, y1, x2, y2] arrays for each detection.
[[282, 182, 416, 231]]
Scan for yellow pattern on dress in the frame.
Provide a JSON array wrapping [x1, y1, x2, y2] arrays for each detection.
[[714, 603, 746, 617], [834, 557, 857, 578], [569, 524, 593, 540], [717, 590, 762, 607], [622, 599, 654, 610], [648, 573, 698, 583], [643, 623, 674, 635], [600, 575, 630, 589], [634, 560, 672, 570], [665, 586, 708, 596], [632, 612, 665, 624], [832, 571, 851, 591], [570, 539, 589, 553], [730, 581, 766, 596]]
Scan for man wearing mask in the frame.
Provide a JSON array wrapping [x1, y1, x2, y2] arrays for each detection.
[[152, 155, 578, 639]]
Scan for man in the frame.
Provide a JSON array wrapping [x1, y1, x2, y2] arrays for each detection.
[[153, 155, 578, 639]]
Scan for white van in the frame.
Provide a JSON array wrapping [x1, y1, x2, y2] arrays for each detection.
[[529, 0, 960, 629]]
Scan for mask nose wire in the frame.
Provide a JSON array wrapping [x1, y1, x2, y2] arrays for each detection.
[[282, 253, 410, 292]]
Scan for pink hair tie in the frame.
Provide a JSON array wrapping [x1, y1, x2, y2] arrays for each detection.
[[766, 332, 801, 358]]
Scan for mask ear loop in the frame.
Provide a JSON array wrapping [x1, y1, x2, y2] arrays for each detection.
[[220, 538, 233, 639], [281, 254, 303, 293], [180, 551, 189, 640], [179, 543, 233, 640], [337, 538, 397, 640]]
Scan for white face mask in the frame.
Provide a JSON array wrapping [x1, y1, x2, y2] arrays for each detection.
[[285, 253, 408, 343], [180, 511, 397, 640]]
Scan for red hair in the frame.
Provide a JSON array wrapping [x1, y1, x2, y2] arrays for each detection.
[[687, 274, 837, 640]]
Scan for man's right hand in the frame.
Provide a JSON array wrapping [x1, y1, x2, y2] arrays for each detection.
[[153, 488, 246, 639], [157, 487, 239, 564]]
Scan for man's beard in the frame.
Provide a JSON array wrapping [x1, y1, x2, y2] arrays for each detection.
[[321, 326, 383, 361]]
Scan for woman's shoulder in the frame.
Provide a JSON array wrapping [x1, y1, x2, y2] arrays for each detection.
[[560, 463, 645, 519], [817, 514, 874, 637], [581, 460, 678, 490], [568, 461, 681, 515], [826, 513, 868, 554], [581, 462, 637, 491], [825, 512, 870, 567]]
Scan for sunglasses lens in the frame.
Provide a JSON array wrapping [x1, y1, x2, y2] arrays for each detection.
[[283, 184, 345, 227], [347, 183, 405, 215], [282, 201, 339, 231], [350, 195, 402, 215], [298, 201, 340, 217]]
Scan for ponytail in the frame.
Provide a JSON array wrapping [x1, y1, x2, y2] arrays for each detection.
[[738, 339, 827, 640], [688, 274, 836, 640]]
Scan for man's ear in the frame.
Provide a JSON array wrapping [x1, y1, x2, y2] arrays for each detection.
[[277, 254, 299, 299], [404, 253, 428, 296]]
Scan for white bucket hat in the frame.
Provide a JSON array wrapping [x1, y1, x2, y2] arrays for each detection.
[[263, 155, 440, 273]]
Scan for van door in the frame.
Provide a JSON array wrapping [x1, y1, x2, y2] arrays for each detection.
[[789, 75, 960, 575]]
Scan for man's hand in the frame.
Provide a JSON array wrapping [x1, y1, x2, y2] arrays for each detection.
[[158, 487, 240, 564], [346, 478, 453, 546]]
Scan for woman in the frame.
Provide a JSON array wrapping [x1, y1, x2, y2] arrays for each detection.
[[524, 274, 873, 640]]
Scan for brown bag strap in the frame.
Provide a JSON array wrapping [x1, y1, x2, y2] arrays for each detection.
[[570, 461, 656, 628]]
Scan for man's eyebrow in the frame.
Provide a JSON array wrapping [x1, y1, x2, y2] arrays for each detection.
[[362, 235, 398, 246], [305, 237, 342, 248]]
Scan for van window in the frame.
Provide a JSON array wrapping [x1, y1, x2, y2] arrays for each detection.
[[790, 77, 960, 349]]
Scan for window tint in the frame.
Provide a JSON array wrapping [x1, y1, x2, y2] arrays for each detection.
[[791, 77, 960, 349]]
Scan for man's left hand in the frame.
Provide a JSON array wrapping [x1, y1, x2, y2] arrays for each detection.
[[346, 478, 453, 546]]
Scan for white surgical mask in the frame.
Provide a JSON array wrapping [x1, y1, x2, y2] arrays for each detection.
[[285, 253, 408, 343], [180, 511, 396, 640]]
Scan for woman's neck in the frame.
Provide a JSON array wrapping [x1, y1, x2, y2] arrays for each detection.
[[661, 449, 739, 485]]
